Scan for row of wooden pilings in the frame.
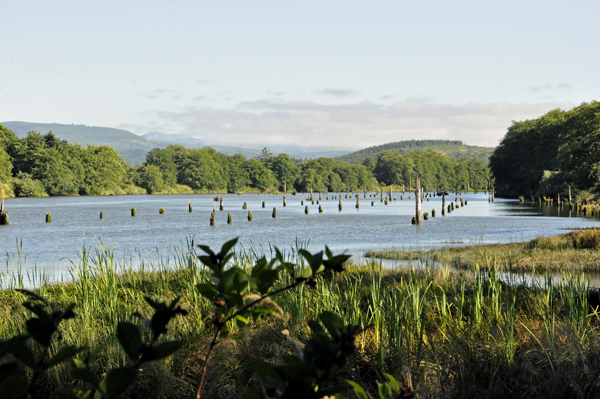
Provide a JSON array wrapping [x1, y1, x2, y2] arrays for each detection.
[[0, 187, 473, 226]]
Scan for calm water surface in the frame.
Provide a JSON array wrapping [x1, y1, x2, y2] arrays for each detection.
[[1, 192, 599, 280]]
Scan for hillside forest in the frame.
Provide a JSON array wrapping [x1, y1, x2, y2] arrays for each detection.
[[490, 101, 600, 199], [0, 124, 490, 197]]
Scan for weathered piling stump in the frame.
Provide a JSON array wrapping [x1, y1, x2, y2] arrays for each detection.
[[99, 212, 103, 219], [305, 205, 309, 214], [283, 196, 287, 207], [356, 198, 360, 209], [46, 213, 52, 223], [248, 211, 253, 221], [262, 201, 266, 208], [131, 208, 136, 217], [424, 212, 429, 220], [210, 211, 215, 226], [189, 202, 193, 212], [272, 207, 277, 218], [432, 209, 436, 217], [339, 197, 342, 211], [319, 205, 323, 213], [243, 202, 247, 209], [371, 201, 374, 206], [0, 200, 7, 225], [301, 200, 304, 205], [159, 207, 165, 214], [448, 204, 452, 213], [220, 197, 224, 211], [227, 213, 232, 224]]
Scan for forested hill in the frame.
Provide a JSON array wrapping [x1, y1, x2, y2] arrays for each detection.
[[335, 140, 494, 164], [1, 122, 164, 165]]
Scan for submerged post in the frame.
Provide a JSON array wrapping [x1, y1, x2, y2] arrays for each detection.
[[415, 177, 421, 224], [283, 196, 287, 207], [189, 202, 193, 212], [0, 199, 8, 225]]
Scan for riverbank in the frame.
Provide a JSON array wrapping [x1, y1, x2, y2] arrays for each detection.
[[2, 237, 600, 398], [366, 229, 600, 273]]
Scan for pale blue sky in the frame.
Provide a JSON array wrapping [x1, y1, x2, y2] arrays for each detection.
[[1, 1, 597, 149]]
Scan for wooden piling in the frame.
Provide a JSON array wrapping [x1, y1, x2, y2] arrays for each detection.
[[210, 211, 215, 226], [356, 197, 360, 208], [262, 201, 266, 208], [131, 208, 136, 217], [432, 208, 436, 217], [99, 212, 103, 219], [159, 208, 165, 214], [339, 197, 342, 211], [189, 202, 193, 212], [248, 211, 253, 221], [273, 207, 277, 218], [305, 205, 309, 214], [0, 200, 8, 225], [283, 196, 287, 207], [243, 202, 247, 209], [227, 213, 232, 224], [220, 197, 224, 211], [415, 177, 421, 224], [319, 205, 323, 213], [46, 213, 52, 223]]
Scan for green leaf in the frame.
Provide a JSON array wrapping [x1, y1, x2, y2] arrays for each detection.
[[255, 270, 279, 295], [196, 283, 219, 301], [151, 340, 183, 361], [116, 322, 142, 361], [346, 380, 368, 399], [377, 381, 393, 399], [26, 318, 55, 346], [197, 245, 214, 256], [383, 373, 400, 392], [319, 311, 344, 338], [220, 237, 239, 257], [47, 345, 86, 368], [105, 367, 137, 398], [8, 339, 37, 369], [71, 367, 100, 390]]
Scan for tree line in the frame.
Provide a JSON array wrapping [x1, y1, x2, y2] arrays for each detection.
[[0, 124, 490, 197], [489, 101, 600, 198]]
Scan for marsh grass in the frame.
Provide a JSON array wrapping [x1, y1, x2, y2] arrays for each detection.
[[1, 237, 600, 398], [369, 229, 600, 273]]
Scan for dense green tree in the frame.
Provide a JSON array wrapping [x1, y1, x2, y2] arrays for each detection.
[[268, 153, 299, 191], [136, 164, 165, 194], [178, 148, 225, 191], [246, 158, 277, 191]]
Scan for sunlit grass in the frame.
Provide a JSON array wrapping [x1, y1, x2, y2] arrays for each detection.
[[1, 236, 600, 398]]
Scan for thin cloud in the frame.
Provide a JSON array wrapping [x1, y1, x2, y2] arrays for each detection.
[[317, 88, 361, 97], [529, 83, 571, 93], [145, 99, 573, 149]]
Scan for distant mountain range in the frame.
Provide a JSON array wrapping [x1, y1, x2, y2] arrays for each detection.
[[1, 122, 493, 166], [335, 139, 494, 164]]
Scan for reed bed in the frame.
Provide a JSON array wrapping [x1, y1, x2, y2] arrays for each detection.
[[1, 238, 600, 398], [367, 229, 600, 273]]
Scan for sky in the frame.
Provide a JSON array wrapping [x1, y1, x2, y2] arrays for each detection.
[[1, 1, 598, 150]]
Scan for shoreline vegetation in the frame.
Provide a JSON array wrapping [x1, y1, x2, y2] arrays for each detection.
[[2, 232, 600, 398], [365, 229, 600, 273], [0, 124, 490, 200]]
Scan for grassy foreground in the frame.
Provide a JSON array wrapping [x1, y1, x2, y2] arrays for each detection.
[[367, 229, 600, 273], [2, 238, 600, 398]]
